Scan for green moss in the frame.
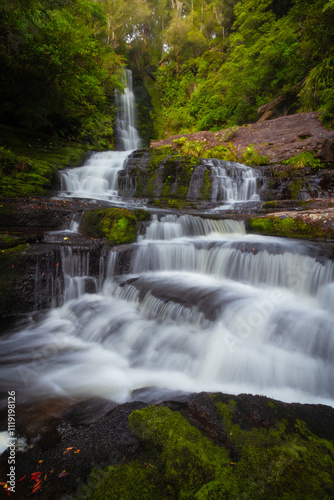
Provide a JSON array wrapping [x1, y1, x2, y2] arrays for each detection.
[[135, 148, 199, 201], [167, 199, 185, 209], [248, 216, 327, 239], [0, 234, 25, 249], [77, 406, 236, 499], [77, 402, 334, 500], [263, 201, 278, 209], [134, 209, 151, 222], [0, 124, 90, 197], [290, 179, 303, 200], [150, 198, 195, 209], [199, 168, 211, 199], [213, 399, 334, 500], [83, 208, 138, 245]]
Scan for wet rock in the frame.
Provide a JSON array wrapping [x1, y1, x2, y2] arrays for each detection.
[[62, 398, 117, 427]]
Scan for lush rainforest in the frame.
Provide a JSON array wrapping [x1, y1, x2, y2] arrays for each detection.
[[1, 0, 333, 146]]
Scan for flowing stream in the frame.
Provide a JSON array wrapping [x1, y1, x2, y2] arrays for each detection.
[[1, 216, 334, 407], [1, 70, 333, 409]]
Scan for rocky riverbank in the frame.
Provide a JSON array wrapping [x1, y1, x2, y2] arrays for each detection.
[[1, 392, 334, 498]]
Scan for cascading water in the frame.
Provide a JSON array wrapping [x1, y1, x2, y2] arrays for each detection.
[[115, 69, 142, 151], [1, 214, 333, 407], [208, 158, 260, 205], [60, 70, 141, 201]]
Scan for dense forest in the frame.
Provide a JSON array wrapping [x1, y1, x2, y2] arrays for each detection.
[[0, 0, 333, 147]]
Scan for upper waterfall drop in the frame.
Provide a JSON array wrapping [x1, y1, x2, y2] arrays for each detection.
[[60, 69, 141, 201], [115, 69, 142, 151]]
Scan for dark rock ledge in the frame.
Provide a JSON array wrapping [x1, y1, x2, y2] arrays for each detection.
[[0, 392, 333, 498]]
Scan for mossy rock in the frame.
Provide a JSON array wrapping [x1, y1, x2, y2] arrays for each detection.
[[248, 216, 328, 239], [76, 402, 334, 500], [0, 234, 26, 249], [83, 207, 150, 245], [212, 397, 334, 500], [199, 168, 211, 200], [134, 208, 151, 222], [130, 148, 204, 201], [76, 406, 235, 499]]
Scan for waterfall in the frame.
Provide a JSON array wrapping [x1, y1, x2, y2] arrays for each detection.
[[115, 69, 142, 151], [60, 69, 141, 201], [209, 159, 260, 203], [1, 214, 334, 408]]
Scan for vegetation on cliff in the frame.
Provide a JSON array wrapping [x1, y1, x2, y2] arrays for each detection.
[[0, 125, 89, 197]]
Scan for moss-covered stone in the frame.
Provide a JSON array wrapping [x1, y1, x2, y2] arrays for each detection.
[[76, 401, 334, 500], [76, 406, 236, 499], [83, 207, 150, 245], [289, 179, 303, 200], [128, 148, 205, 202], [248, 216, 328, 239], [0, 234, 26, 249], [199, 168, 211, 200], [213, 398, 334, 500], [134, 209, 151, 222]]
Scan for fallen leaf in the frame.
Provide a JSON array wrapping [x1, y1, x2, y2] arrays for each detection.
[[32, 482, 42, 493]]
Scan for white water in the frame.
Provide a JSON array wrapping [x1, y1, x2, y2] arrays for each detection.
[[1, 69, 333, 409], [60, 69, 141, 201], [115, 69, 142, 151], [209, 159, 260, 203], [1, 215, 334, 408]]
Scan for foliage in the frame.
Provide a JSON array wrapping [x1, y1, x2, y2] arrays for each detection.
[[282, 151, 326, 170], [0, 124, 88, 197], [127, 0, 334, 138], [240, 144, 270, 166], [0, 0, 123, 143], [1, 0, 334, 152], [171, 138, 268, 165]]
